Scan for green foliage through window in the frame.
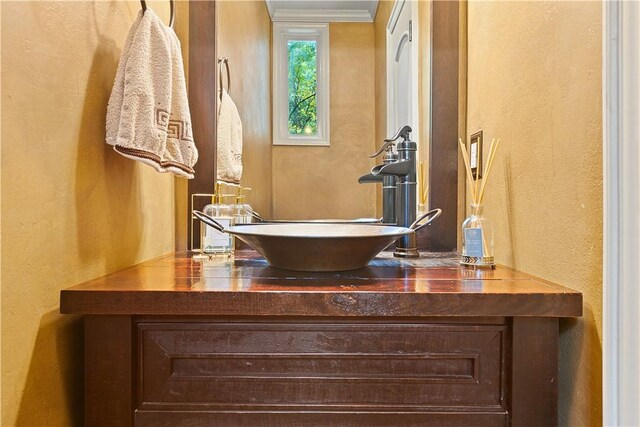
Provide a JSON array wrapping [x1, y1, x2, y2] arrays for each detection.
[[288, 40, 317, 135]]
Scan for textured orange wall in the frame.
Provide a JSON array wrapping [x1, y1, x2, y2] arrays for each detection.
[[1, 1, 186, 424], [466, 2, 603, 425], [217, 0, 273, 218]]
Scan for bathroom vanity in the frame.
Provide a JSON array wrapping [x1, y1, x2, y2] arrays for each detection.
[[60, 251, 581, 427]]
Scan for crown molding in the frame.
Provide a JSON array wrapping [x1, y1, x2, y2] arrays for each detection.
[[271, 8, 374, 22], [264, 0, 275, 18], [367, 1, 379, 20], [264, 0, 377, 23]]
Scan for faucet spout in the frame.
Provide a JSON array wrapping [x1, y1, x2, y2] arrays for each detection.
[[358, 172, 396, 224], [371, 160, 412, 178], [358, 173, 383, 184], [360, 135, 400, 225]]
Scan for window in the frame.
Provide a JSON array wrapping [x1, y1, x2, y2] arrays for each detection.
[[273, 23, 329, 146]]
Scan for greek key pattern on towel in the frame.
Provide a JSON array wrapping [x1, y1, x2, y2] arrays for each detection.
[[155, 108, 194, 142]]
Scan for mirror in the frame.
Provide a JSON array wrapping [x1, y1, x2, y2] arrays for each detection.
[[217, 1, 428, 219], [215, 0, 433, 221]]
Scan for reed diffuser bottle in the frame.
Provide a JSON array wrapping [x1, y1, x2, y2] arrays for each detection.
[[458, 137, 501, 268], [461, 203, 494, 266]]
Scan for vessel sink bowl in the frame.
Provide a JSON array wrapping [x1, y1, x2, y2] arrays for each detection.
[[194, 212, 410, 271], [232, 223, 411, 271], [194, 209, 441, 272]]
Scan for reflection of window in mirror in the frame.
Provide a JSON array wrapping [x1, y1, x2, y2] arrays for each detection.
[[273, 23, 329, 146]]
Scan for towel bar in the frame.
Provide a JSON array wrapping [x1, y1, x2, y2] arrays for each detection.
[[218, 57, 231, 101], [140, 0, 175, 28]]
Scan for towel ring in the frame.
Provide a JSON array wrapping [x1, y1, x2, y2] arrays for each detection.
[[140, 0, 175, 28], [218, 57, 231, 101]]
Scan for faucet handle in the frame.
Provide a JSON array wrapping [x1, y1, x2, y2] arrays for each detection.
[[385, 125, 412, 143], [369, 139, 395, 158], [369, 125, 413, 158]]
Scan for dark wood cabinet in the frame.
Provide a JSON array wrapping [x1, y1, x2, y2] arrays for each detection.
[[62, 252, 581, 426]]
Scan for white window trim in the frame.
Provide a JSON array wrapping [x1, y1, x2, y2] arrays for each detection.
[[603, 1, 640, 426], [272, 22, 330, 146]]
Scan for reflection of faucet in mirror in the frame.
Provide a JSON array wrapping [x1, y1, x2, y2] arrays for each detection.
[[358, 136, 398, 224], [370, 125, 420, 258]]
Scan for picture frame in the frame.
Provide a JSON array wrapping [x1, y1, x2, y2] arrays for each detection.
[[469, 130, 483, 180]]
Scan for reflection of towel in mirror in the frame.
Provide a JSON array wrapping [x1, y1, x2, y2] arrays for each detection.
[[217, 89, 243, 184], [106, 9, 198, 179]]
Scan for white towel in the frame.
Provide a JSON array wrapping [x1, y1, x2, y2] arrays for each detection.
[[217, 89, 243, 184], [106, 9, 198, 179], [105, 12, 142, 147]]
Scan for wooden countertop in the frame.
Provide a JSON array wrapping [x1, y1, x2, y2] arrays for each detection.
[[60, 251, 582, 317]]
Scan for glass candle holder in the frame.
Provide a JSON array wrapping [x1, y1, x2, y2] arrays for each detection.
[[461, 203, 495, 267]]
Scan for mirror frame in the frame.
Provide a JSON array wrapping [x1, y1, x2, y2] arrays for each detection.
[[187, 1, 218, 249], [418, 0, 461, 251]]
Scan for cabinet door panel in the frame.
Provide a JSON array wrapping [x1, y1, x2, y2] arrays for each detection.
[[137, 322, 507, 412]]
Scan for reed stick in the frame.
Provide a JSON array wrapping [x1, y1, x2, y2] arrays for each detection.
[[478, 138, 501, 204], [479, 138, 494, 201], [420, 161, 425, 203], [473, 144, 481, 205], [422, 185, 429, 207], [458, 138, 477, 204], [418, 161, 429, 206], [417, 161, 423, 205]]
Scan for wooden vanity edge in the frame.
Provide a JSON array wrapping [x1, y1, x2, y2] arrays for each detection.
[[60, 289, 582, 317]]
